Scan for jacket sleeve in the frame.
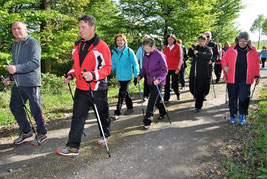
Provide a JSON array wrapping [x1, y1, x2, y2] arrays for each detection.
[[156, 53, 168, 83], [136, 46, 143, 69], [211, 43, 219, 62], [221, 49, 229, 70], [130, 48, 139, 77], [67, 63, 76, 79], [15, 40, 41, 74], [111, 52, 116, 73], [92, 43, 112, 81], [253, 48, 261, 78], [176, 44, 183, 71]]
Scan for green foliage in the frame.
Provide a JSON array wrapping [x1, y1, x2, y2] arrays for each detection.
[[211, 0, 243, 44], [262, 19, 267, 36], [119, 0, 242, 48], [222, 87, 267, 178], [41, 73, 65, 95], [250, 14, 265, 33]]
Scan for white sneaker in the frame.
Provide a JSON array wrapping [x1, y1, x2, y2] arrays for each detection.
[[111, 115, 119, 120], [97, 137, 107, 145]]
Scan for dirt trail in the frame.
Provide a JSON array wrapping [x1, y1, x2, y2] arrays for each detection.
[[0, 69, 266, 179]]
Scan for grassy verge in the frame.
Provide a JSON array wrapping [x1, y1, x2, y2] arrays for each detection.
[[221, 87, 267, 178], [0, 76, 144, 127]]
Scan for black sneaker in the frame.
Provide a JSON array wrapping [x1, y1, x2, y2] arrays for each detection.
[[30, 133, 47, 146], [124, 109, 134, 115], [13, 131, 33, 144]]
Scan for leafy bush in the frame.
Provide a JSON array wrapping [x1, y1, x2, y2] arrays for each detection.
[[41, 73, 65, 95]]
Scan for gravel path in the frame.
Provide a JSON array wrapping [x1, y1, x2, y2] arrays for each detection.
[[0, 69, 266, 179]]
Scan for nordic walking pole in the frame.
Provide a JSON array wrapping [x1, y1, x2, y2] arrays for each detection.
[[137, 82, 145, 118], [65, 74, 86, 137], [250, 82, 257, 100], [154, 78, 171, 124], [224, 69, 228, 120], [83, 68, 111, 158], [211, 68, 216, 98], [65, 74, 74, 100], [193, 59, 197, 101], [6, 60, 40, 145]]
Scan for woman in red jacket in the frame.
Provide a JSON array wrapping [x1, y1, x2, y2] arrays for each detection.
[[222, 32, 260, 125], [163, 34, 183, 103]]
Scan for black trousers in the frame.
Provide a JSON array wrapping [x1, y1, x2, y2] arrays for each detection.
[[205, 64, 212, 96], [143, 85, 166, 126], [189, 77, 209, 109], [67, 89, 111, 149], [214, 64, 222, 82], [114, 80, 133, 115], [261, 58, 266, 68], [179, 64, 186, 87], [164, 70, 180, 101], [143, 75, 150, 98], [227, 81, 251, 118]]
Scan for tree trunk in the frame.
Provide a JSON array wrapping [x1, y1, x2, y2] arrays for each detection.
[[257, 28, 261, 50], [40, 0, 52, 73]]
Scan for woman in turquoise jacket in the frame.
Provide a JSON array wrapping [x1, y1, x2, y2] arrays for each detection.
[[111, 34, 139, 120]]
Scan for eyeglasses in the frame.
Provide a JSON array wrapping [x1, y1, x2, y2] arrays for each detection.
[[239, 41, 248, 44]]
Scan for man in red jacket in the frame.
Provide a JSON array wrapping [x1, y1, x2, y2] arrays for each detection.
[[56, 15, 112, 156]]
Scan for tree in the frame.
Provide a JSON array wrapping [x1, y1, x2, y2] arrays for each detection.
[[0, 0, 124, 75], [119, 0, 218, 47], [261, 18, 267, 36], [211, 0, 243, 44], [250, 14, 265, 49]]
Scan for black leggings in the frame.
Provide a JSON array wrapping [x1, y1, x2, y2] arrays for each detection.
[[114, 80, 133, 115]]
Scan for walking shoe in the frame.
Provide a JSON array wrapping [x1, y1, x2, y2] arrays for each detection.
[[143, 97, 148, 102], [143, 125, 150, 130], [194, 108, 200, 113], [30, 133, 47, 146], [164, 101, 169, 105], [13, 131, 33, 144], [124, 109, 134, 115], [111, 115, 119, 120], [158, 113, 166, 120], [238, 115, 246, 125], [97, 137, 108, 145], [229, 117, 236, 124], [177, 95, 180, 100], [56, 146, 79, 156]]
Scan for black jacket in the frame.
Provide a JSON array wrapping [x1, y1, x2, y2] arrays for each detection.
[[188, 45, 213, 79], [207, 40, 219, 62]]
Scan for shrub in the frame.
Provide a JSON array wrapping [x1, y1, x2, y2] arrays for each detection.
[[41, 73, 65, 95]]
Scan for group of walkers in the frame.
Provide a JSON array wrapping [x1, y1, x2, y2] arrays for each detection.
[[2, 14, 260, 156]]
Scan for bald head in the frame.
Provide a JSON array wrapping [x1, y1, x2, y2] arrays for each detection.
[[12, 21, 28, 41]]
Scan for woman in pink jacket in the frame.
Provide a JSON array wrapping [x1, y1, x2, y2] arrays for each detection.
[[222, 32, 260, 125]]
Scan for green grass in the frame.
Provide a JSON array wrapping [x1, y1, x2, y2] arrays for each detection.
[[0, 76, 145, 127], [222, 87, 267, 178]]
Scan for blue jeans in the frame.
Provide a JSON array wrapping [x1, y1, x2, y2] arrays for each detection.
[[10, 85, 46, 135], [227, 81, 251, 118]]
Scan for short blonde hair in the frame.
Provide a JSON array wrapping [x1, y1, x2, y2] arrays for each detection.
[[114, 34, 127, 46]]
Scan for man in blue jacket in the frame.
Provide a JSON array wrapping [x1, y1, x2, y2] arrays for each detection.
[[4, 21, 47, 145]]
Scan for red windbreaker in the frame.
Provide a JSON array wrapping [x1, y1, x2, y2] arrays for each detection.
[[222, 45, 260, 84], [68, 36, 112, 91], [163, 43, 183, 71]]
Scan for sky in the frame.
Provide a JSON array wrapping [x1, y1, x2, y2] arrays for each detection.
[[237, 0, 267, 41]]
